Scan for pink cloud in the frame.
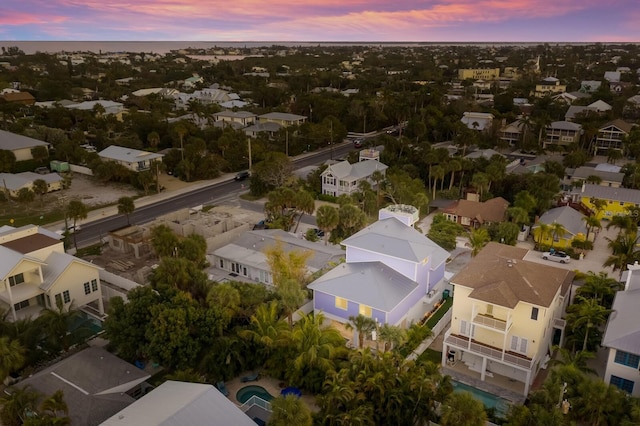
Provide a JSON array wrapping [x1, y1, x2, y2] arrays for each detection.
[[0, 10, 67, 25]]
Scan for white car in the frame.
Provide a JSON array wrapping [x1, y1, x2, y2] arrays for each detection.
[[541, 251, 570, 264]]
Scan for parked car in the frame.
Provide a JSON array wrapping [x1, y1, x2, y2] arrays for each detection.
[[541, 251, 570, 264], [313, 228, 325, 237], [235, 170, 250, 181], [35, 167, 49, 174]]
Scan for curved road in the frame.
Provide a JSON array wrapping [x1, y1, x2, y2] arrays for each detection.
[[73, 142, 357, 247]]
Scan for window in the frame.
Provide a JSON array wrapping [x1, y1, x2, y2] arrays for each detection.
[[486, 304, 493, 316], [9, 273, 25, 287], [91, 279, 98, 292], [460, 320, 475, 337], [510, 336, 529, 354], [84, 282, 91, 295], [614, 350, 640, 368], [63, 290, 70, 304], [14, 300, 29, 311], [531, 307, 539, 321], [55, 293, 62, 307], [219, 259, 224, 268], [359, 304, 372, 317], [610, 375, 635, 393], [335, 297, 348, 310]]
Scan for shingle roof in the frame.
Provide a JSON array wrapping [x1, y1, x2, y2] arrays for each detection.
[[451, 242, 574, 308], [1, 232, 59, 255], [533, 206, 587, 237], [342, 217, 449, 266], [308, 261, 418, 311], [600, 119, 634, 133], [324, 160, 388, 181], [442, 197, 509, 224], [548, 121, 582, 131], [0, 130, 50, 151], [602, 288, 640, 354]]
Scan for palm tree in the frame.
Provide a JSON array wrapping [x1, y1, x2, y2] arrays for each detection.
[[0, 385, 41, 426], [447, 159, 462, 191], [431, 164, 445, 200], [293, 189, 315, 233], [32, 179, 48, 206], [582, 215, 601, 240], [65, 199, 87, 250], [606, 215, 634, 235], [315, 205, 339, 245], [0, 336, 25, 381], [470, 172, 489, 200], [377, 323, 406, 352], [346, 314, 377, 349], [549, 222, 567, 249], [440, 391, 487, 426], [535, 222, 551, 247], [550, 345, 596, 375], [577, 271, 621, 306], [240, 301, 289, 359], [604, 231, 640, 279], [117, 196, 135, 225], [269, 395, 312, 426], [566, 297, 611, 351], [468, 228, 490, 256], [507, 206, 529, 228], [39, 390, 69, 419]]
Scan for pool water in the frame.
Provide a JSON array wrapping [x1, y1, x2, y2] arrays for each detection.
[[236, 385, 274, 404], [452, 380, 510, 418], [68, 311, 103, 336]]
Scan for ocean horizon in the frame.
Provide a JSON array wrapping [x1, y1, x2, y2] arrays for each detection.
[[0, 40, 626, 55]]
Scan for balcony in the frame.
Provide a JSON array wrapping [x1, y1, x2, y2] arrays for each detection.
[[445, 332, 533, 369], [473, 313, 509, 332], [553, 318, 566, 330]]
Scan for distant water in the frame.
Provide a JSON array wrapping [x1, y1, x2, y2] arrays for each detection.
[[0, 40, 605, 55]]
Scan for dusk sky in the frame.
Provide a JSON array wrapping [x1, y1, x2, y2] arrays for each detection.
[[1, 0, 638, 42]]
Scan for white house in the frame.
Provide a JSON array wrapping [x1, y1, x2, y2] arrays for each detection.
[[98, 145, 164, 172], [0, 225, 104, 321], [0, 130, 50, 162], [461, 112, 494, 131], [602, 262, 640, 396], [321, 159, 388, 197]]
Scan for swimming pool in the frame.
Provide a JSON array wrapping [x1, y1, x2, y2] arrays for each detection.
[[236, 385, 274, 404], [452, 380, 510, 418]]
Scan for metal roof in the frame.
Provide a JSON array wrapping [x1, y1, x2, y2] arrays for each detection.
[[0, 129, 50, 151], [602, 288, 640, 354], [98, 145, 164, 163], [533, 206, 587, 237]]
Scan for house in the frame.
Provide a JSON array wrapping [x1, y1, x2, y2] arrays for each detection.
[[65, 100, 125, 116], [564, 166, 624, 188], [564, 105, 598, 122], [602, 262, 640, 396], [460, 112, 494, 131], [321, 159, 387, 197], [580, 80, 602, 93], [0, 129, 50, 161], [0, 91, 36, 105], [98, 145, 163, 172], [243, 122, 281, 138], [573, 184, 640, 220], [542, 121, 583, 149], [308, 207, 449, 329], [441, 196, 509, 229], [0, 172, 63, 197], [531, 206, 589, 248], [101, 380, 258, 426], [464, 148, 505, 161], [211, 229, 344, 285], [458, 68, 500, 80], [16, 347, 150, 426], [258, 112, 306, 127], [604, 71, 621, 83], [213, 110, 257, 127], [442, 242, 575, 396], [499, 119, 530, 146], [0, 225, 104, 321], [534, 77, 567, 98], [594, 120, 634, 155]]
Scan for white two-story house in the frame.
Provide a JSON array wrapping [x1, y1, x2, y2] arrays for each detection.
[[0, 225, 104, 321], [321, 159, 387, 197], [602, 261, 640, 396], [443, 242, 574, 396]]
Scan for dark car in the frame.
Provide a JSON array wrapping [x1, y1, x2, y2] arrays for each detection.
[[235, 170, 250, 181]]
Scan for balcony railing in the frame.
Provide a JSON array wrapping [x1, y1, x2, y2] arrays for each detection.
[[445, 332, 533, 369], [473, 313, 508, 332], [553, 318, 566, 329], [240, 396, 272, 413]]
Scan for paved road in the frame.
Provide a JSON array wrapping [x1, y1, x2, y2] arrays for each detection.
[[71, 142, 355, 247]]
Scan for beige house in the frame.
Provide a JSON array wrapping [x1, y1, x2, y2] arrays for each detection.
[[542, 121, 583, 149], [258, 112, 307, 127], [443, 243, 574, 396], [0, 172, 63, 197], [458, 68, 500, 80], [0, 225, 104, 321], [534, 77, 567, 98], [441, 196, 508, 229], [98, 145, 164, 172], [594, 120, 634, 155], [212, 110, 257, 127], [321, 159, 388, 197], [0, 130, 50, 162]]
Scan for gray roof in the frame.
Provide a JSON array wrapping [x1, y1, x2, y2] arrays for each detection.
[[548, 121, 582, 131], [464, 149, 506, 160], [0, 246, 42, 279], [259, 112, 306, 121], [243, 122, 281, 133], [565, 105, 596, 120], [99, 145, 163, 163], [579, 184, 640, 204], [65, 100, 123, 110], [213, 229, 344, 273], [602, 288, 640, 354], [342, 217, 449, 266], [101, 381, 256, 426], [213, 110, 256, 119], [568, 166, 624, 183], [17, 347, 150, 426], [308, 261, 417, 311], [323, 160, 388, 181], [0, 129, 50, 151], [533, 206, 587, 237]]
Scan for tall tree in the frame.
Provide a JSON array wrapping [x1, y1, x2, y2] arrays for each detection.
[[566, 297, 611, 351], [65, 199, 87, 250], [346, 314, 377, 349], [315, 205, 339, 245], [32, 179, 48, 206], [468, 228, 490, 256], [117, 196, 135, 225], [0, 336, 25, 382], [440, 392, 487, 426], [268, 395, 312, 426]]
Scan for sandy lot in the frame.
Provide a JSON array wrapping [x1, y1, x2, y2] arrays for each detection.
[[57, 173, 139, 207]]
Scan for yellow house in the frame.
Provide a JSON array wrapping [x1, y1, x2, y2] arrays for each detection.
[[0, 225, 104, 321], [0, 129, 50, 161], [577, 183, 640, 220], [443, 243, 574, 396], [534, 77, 567, 98], [458, 68, 501, 80], [532, 206, 589, 249]]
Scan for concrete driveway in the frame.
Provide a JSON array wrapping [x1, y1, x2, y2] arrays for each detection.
[[521, 221, 618, 278]]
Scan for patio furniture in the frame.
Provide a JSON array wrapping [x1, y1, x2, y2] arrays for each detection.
[[241, 373, 260, 383], [216, 381, 229, 396]]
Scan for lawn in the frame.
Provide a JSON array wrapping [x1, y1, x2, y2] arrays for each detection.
[[417, 348, 442, 365]]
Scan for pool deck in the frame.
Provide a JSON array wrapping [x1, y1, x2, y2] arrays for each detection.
[[441, 366, 526, 405], [225, 372, 320, 413]]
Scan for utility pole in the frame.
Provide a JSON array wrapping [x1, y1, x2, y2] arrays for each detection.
[[330, 120, 334, 160], [247, 138, 252, 171]]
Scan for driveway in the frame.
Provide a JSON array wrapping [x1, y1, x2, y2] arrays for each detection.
[[522, 221, 618, 278]]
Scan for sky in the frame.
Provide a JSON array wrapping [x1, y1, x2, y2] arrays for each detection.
[[0, 0, 638, 42]]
